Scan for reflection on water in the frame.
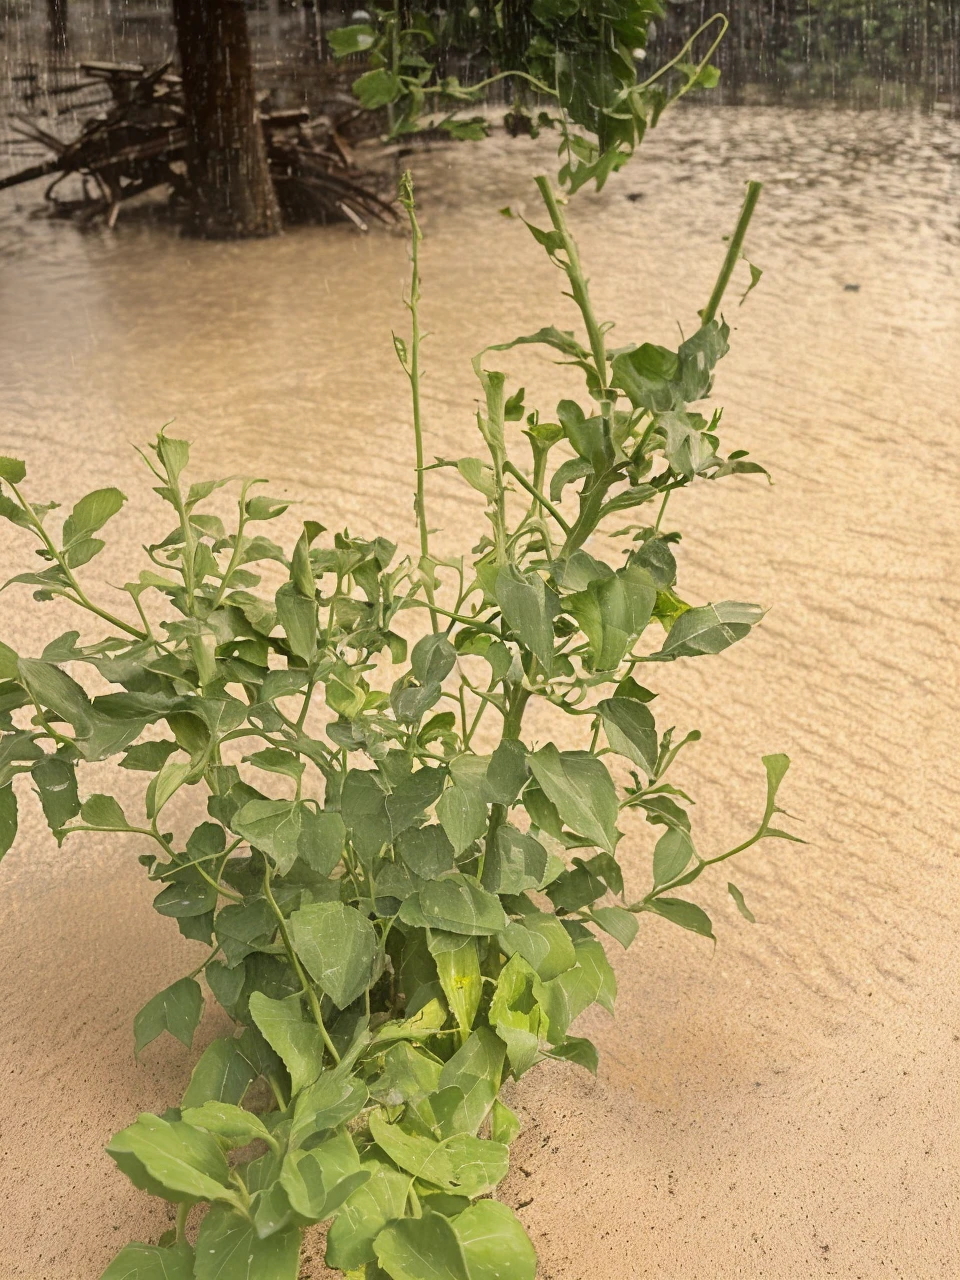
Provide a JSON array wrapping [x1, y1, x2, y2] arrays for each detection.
[[1, 106, 959, 1279]]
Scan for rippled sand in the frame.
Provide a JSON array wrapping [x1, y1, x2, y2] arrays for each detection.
[[1, 105, 958, 1278]]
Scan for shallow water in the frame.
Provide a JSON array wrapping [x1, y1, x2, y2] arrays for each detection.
[[1, 105, 959, 1278]]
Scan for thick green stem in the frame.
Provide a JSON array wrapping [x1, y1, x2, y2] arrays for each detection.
[[701, 181, 763, 325]]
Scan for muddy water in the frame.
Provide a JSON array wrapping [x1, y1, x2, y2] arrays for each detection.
[[1, 106, 959, 1279]]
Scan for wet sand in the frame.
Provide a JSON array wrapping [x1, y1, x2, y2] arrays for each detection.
[[1, 106, 959, 1278]]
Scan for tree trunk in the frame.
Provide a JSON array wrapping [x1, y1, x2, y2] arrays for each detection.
[[48, 0, 68, 52], [171, 0, 282, 238]]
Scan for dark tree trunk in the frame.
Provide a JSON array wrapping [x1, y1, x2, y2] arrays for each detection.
[[171, 0, 282, 238], [48, 0, 68, 52]]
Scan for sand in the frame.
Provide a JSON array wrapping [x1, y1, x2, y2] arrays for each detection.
[[1, 106, 958, 1278]]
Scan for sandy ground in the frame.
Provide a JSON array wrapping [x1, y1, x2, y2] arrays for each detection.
[[1, 107, 958, 1278]]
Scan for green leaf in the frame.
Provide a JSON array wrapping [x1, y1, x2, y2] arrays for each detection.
[[0, 784, 16, 860], [134, 977, 204, 1056], [232, 798, 305, 876], [99, 1242, 195, 1280], [0, 639, 20, 680], [244, 747, 305, 782], [489, 824, 548, 895], [495, 565, 558, 674], [341, 769, 391, 861], [249, 992, 325, 1093], [17, 658, 91, 732], [62, 487, 126, 544], [432, 936, 482, 1040], [325, 1158, 412, 1272], [489, 954, 546, 1077], [181, 1100, 273, 1149], [194, 1205, 301, 1280], [80, 792, 129, 829], [0, 456, 26, 483], [588, 905, 639, 948], [374, 1210, 468, 1280], [527, 744, 619, 854], [599, 697, 658, 774], [652, 826, 694, 887], [728, 881, 756, 923], [275, 581, 317, 663], [353, 67, 402, 109], [329, 21, 376, 55], [299, 807, 346, 876], [647, 897, 715, 939], [544, 1035, 600, 1074], [181, 1036, 258, 1108], [411, 633, 457, 687], [455, 1200, 537, 1280], [536, 936, 616, 1042], [108, 1113, 236, 1205], [499, 912, 575, 982], [437, 757, 488, 856], [396, 824, 455, 880], [120, 740, 179, 772], [31, 753, 80, 833], [289, 901, 378, 1009], [145, 757, 191, 819], [402, 874, 507, 937], [654, 601, 763, 660]]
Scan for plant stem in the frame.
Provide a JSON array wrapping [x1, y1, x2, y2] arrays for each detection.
[[8, 480, 146, 640], [503, 462, 571, 535], [262, 863, 341, 1064], [175, 1202, 190, 1243], [700, 181, 763, 325], [398, 171, 438, 633]]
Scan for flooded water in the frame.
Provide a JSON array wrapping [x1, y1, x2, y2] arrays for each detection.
[[1, 105, 960, 1278]]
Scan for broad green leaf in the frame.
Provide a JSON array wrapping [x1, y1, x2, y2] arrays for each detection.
[[536, 937, 617, 1042], [495, 565, 558, 674], [32, 752, 80, 834], [489, 824, 548, 895], [153, 869, 217, 919], [455, 1200, 537, 1280], [490, 1097, 521, 1145], [181, 1036, 258, 1108], [654, 601, 763, 660], [340, 769, 391, 861], [397, 824, 455, 879], [17, 658, 91, 732], [62, 487, 126, 544], [275, 581, 316, 663], [134, 977, 204, 1056], [433, 936, 481, 1039], [437, 755, 488, 855], [353, 67, 402, 110], [647, 896, 715, 939], [108, 1113, 236, 1205], [402, 874, 507, 937], [325, 1158, 412, 1271], [565, 566, 656, 671], [243, 747, 304, 782], [328, 21, 376, 55], [652, 827, 694, 887], [484, 739, 528, 805], [385, 766, 446, 836], [374, 1210, 468, 1280], [180, 1101, 272, 1149], [298, 807, 345, 876], [411, 633, 457, 686], [280, 1143, 369, 1222], [599, 697, 658, 774], [99, 1242, 195, 1280], [0, 639, 19, 680], [528, 744, 619, 854], [489, 954, 546, 1077], [120, 740, 179, 772], [289, 901, 378, 1009], [291, 1070, 368, 1147], [544, 1035, 600, 1074], [232, 799, 306, 876], [80, 792, 129, 829], [194, 1204, 301, 1280], [249, 992, 325, 1094], [368, 1112, 457, 1188], [0, 455, 26, 483], [588, 905, 639, 948]]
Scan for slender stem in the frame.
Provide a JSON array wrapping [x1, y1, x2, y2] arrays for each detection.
[[402, 598, 501, 636], [185, 944, 221, 980], [398, 172, 438, 632], [633, 13, 728, 97], [8, 480, 146, 640], [701, 181, 763, 325], [503, 462, 571, 535], [262, 864, 341, 1064], [175, 1202, 190, 1243], [209, 479, 252, 612]]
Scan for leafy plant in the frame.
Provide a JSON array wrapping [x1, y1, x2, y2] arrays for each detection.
[[331, 1, 728, 190], [0, 111, 797, 1280]]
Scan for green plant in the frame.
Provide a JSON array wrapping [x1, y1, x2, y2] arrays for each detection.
[[331, 1, 728, 190], [0, 152, 796, 1279]]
